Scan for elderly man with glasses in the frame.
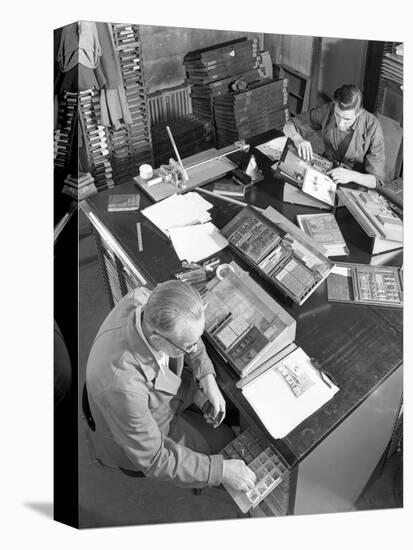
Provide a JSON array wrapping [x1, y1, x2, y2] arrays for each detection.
[[86, 280, 256, 493]]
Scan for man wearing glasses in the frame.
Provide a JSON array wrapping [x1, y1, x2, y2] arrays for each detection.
[[86, 280, 256, 493]]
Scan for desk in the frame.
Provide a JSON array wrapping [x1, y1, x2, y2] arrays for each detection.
[[81, 130, 403, 516]]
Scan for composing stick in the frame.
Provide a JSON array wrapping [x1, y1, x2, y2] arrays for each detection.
[[184, 141, 249, 170], [136, 222, 143, 251], [166, 125, 189, 181]]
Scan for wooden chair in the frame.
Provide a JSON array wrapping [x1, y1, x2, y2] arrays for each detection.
[[376, 113, 403, 183]]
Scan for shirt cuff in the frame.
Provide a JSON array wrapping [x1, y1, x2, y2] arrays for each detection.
[[208, 453, 224, 486], [198, 372, 216, 383], [194, 354, 216, 381], [374, 175, 384, 188]]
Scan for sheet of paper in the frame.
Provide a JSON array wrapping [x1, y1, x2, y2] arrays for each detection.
[[169, 222, 229, 262], [182, 191, 213, 211], [242, 347, 339, 439], [331, 265, 351, 277], [256, 136, 288, 162], [142, 192, 213, 236], [302, 167, 336, 206]]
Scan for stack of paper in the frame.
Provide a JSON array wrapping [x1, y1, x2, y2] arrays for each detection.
[[141, 192, 213, 236], [142, 192, 229, 262]]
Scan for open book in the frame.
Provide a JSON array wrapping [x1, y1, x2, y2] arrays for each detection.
[[301, 167, 336, 206], [274, 140, 336, 208]]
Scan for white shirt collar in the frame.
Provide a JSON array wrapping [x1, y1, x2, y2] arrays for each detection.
[[135, 307, 168, 374]]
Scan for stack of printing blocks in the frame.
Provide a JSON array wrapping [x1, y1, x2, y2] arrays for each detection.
[[184, 38, 265, 127], [151, 114, 213, 167], [214, 78, 289, 147], [184, 38, 261, 84], [111, 23, 153, 181], [78, 89, 114, 191], [54, 91, 78, 170], [221, 426, 288, 514]]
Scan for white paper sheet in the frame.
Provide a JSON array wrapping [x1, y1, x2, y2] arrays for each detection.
[[242, 347, 339, 439], [169, 223, 228, 262], [302, 167, 336, 206], [331, 265, 351, 277], [142, 192, 213, 236], [256, 136, 288, 162]]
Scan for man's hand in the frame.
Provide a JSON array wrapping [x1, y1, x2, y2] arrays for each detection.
[[223, 459, 257, 492], [328, 167, 355, 184], [294, 136, 313, 162], [199, 374, 226, 427]]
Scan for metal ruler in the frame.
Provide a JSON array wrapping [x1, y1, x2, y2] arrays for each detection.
[[136, 222, 143, 251]]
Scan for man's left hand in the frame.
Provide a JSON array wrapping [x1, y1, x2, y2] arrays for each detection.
[[199, 374, 226, 427], [328, 167, 355, 184]]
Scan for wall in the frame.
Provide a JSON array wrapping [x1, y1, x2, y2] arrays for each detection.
[[139, 26, 368, 104], [318, 38, 368, 99], [263, 33, 315, 76], [140, 25, 263, 94]]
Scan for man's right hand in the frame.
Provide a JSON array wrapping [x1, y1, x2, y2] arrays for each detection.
[[294, 137, 313, 162], [222, 459, 257, 492]]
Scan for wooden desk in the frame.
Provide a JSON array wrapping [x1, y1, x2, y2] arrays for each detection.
[[81, 130, 402, 516]]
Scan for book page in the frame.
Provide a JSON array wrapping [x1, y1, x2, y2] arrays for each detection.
[[242, 347, 339, 439], [302, 167, 336, 206]]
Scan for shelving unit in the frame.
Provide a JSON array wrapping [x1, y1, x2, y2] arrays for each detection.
[[375, 42, 403, 125], [273, 63, 311, 116], [109, 23, 153, 184], [78, 89, 115, 191]]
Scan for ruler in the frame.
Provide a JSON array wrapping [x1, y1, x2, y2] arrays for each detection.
[[136, 222, 143, 251]]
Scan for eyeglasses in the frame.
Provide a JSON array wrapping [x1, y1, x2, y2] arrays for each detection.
[[154, 331, 198, 355]]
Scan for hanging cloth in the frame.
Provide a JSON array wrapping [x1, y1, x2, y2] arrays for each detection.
[[96, 22, 132, 128], [55, 21, 106, 94], [57, 21, 102, 73]]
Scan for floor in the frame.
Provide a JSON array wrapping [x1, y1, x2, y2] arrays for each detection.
[[77, 210, 403, 529]]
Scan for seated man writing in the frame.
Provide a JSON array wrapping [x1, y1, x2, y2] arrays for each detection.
[[283, 84, 385, 189], [86, 280, 256, 492]]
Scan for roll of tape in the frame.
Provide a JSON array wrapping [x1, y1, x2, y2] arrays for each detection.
[[140, 164, 153, 180], [147, 175, 163, 187], [216, 263, 235, 280]]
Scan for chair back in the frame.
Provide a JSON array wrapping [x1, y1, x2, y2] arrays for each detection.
[[82, 383, 96, 432], [377, 113, 403, 182]]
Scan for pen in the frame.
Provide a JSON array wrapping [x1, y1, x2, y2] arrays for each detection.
[[310, 357, 333, 389]]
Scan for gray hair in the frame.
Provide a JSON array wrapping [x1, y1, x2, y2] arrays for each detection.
[[144, 280, 204, 335]]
